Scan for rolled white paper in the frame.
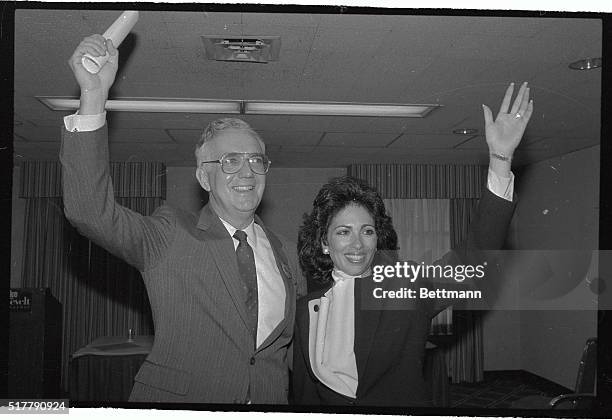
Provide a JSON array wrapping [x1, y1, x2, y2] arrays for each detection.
[[81, 11, 139, 74]]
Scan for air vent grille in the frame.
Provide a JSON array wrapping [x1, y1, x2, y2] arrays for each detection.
[[201, 36, 281, 63]]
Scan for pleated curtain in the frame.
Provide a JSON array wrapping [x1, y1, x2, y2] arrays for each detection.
[[348, 163, 487, 383], [383, 199, 453, 335], [449, 198, 484, 383], [19, 161, 165, 392]]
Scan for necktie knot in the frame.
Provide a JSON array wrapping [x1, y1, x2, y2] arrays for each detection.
[[233, 230, 248, 244]]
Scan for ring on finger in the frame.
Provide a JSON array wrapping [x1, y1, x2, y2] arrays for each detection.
[[514, 112, 522, 119]]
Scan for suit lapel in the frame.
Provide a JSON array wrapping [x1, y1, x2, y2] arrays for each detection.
[[301, 278, 383, 395], [300, 277, 396, 397], [354, 275, 383, 395], [354, 250, 405, 389], [196, 204, 251, 335], [299, 287, 330, 378], [297, 276, 385, 394]]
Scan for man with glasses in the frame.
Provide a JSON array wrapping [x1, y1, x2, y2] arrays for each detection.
[[60, 35, 306, 403]]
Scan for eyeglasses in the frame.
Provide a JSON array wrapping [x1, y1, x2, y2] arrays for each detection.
[[200, 152, 271, 175]]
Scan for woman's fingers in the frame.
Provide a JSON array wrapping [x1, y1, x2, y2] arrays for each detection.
[[482, 104, 494, 126], [522, 99, 534, 122], [496, 82, 515, 118], [516, 87, 531, 117], [510, 82, 529, 115]]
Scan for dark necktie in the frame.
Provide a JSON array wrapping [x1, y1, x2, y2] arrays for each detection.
[[233, 230, 258, 341]]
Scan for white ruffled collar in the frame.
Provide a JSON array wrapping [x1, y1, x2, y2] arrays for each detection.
[[331, 267, 372, 283]]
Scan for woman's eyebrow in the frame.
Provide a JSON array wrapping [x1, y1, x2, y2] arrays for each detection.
[[333, 223, 375, 229]]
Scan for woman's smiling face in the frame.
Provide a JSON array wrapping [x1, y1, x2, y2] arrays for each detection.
[[324, 203, 378, 277]]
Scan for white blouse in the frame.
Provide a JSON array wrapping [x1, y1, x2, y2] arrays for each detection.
[[307, 268, 367, 398]]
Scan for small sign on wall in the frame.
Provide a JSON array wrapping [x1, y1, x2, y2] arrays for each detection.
[[9, 289, 32, 312]]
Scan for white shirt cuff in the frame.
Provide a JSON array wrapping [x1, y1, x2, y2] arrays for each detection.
[[487, 168, 514, 202], [63, 112, 106, 132]]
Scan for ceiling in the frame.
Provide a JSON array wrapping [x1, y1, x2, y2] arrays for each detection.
[[13, 8, 602, 168]]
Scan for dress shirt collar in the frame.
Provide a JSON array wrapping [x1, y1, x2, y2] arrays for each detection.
[[218, 217, 258, 247]]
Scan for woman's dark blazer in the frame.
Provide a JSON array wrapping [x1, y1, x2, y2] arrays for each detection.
[[292, 188, 516, 407]]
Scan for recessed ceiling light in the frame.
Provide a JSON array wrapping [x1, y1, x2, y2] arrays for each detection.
[[569, 57, 602, 70], [36, 96, 441, 118], [36, 97, 241, 114], [245, 101, 439, 117], [453, 128, 478, 135]]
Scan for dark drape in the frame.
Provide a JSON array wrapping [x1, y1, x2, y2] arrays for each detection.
[[348, 163, 487, 383], [19, 161, 165, 392]]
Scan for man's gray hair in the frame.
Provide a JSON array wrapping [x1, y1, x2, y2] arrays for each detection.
[[195, 118, 265, 163]]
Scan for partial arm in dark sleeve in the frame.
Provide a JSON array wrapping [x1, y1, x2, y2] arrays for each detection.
[[290, 314, 321, 405], [428, 187, 516, 314], [60, 125, 174, 271]]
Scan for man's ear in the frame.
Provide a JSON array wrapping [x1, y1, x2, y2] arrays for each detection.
[[196, 166, 211, 192]]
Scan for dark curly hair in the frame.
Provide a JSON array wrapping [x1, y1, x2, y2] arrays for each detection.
[[298, 176, 398, 290]]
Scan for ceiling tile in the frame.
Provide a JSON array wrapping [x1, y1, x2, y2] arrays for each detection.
[[527, 137, 599, 152], [390, 133, 470, 149], [243, 115, 336, 132], [241, 12, 323, 28], [160, 11, 210, 25], [25, 118, 63, 128], [453, 16, 543, 37], [453, 135, 487, 150], [455, 134, 549, 151], [320, 132, 398, 148], [168, 127, 322, 147], [257, 130, 322, 146], [14, 125, 61, 143], [107, 128, 175, 143], [107, 113, 216, 130], [166, 129, 203, 144], [326, 117, 418, 134]]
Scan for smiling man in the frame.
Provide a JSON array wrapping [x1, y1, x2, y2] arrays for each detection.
[[195, 123, 268, 229], [60, 35, 306, 403]]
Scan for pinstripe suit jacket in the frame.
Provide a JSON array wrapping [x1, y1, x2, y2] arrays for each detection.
[[60, 125, 306, 403]]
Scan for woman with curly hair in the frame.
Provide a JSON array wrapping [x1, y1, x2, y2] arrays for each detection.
[[291, 83, 533, 406]]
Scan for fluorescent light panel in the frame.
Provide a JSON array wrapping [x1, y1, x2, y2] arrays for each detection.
[[245, 101, 437, 117], [36, 97, 440, 117], [36, 97, 241, 114]]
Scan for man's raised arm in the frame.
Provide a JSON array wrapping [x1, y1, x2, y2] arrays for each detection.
[[60, 35, 174, 272]]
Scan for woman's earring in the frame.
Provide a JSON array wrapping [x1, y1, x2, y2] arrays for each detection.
[[323, 248, 329, 254]]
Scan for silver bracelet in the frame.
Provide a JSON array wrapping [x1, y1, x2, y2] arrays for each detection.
[[490, 152, 512, 162]]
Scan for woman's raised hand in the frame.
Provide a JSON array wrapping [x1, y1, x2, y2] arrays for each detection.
[[482, 82, 534, 158]]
